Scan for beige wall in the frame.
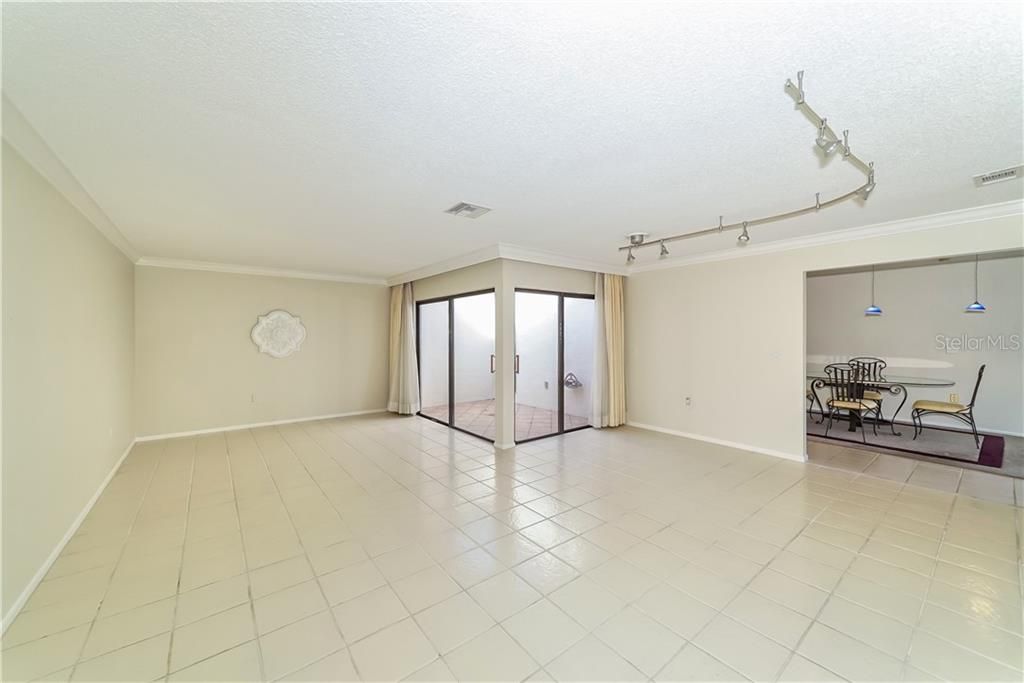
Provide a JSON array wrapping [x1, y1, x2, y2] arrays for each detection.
[[626, 213, 1024, 460], [134, 267, 389, 437], [413, 260, 500, 301], [502, 260, 595, 296], [2, 143, 135, 615]]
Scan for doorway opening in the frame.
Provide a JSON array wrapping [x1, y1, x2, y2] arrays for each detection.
[[416, 289, 497, 442], [515, 289, 595, 443]]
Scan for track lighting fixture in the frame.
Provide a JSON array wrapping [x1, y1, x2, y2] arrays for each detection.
[[737, 222, 750, 245], [618, 70, 875, 261], [816, 119, 839, 154], [965, 254, 986, 313]]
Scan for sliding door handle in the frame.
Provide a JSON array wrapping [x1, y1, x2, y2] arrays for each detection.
[[490, 354, 496, 373], [514, 354, 520, 374]]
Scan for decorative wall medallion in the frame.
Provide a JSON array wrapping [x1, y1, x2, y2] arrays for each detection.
[[251, 310, 306, 358]]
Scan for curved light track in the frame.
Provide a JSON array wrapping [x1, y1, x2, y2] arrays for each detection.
[[620, 70, 876, 258]]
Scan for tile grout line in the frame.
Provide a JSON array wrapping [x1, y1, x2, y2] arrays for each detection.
[[67, 442, 164, 680], [220, 429, 269, 683], [901, 494, 954, 680], [162, 436, 198, 680], [648, 467, 845, 682], [250, 424, 362, 680]]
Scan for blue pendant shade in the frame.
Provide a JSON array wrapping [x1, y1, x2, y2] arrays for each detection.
[[865, 266, 882, 316], [965, 255, 986, 313]]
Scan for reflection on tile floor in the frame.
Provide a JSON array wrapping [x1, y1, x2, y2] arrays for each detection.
[[421, 399, 589, 442], [2, 415, 1022, 682]]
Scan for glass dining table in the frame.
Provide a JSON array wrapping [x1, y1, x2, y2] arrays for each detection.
[[806, 364, 955, 436]]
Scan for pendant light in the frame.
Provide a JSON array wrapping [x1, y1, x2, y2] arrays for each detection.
[[965, 254, 986, 313], [865, 265, 882, 316]]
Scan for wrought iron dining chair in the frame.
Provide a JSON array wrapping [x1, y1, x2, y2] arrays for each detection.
[[823, 363, 882, 443], [807, 386, 824, 423], [849, 357, 893, 434], [911, 364, 986, 448]]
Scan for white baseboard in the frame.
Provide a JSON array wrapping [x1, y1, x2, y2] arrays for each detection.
[[626, 421, 806, 463], [494, 442, 516, 450], [135, 408, 387, 442], [2, 438, 136, 634]]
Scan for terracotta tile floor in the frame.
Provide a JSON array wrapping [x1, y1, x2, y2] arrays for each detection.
[[420, 399, 589, 442], [2, 415, 1021, 681]]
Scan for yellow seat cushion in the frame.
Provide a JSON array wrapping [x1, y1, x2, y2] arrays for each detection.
[[828, 398, 878, 411], [863, 389, 883, 400], [913, 399, 966, 413]]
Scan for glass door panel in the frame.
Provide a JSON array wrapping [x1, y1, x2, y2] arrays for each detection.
[[563, 297, 595, 431], [417, 300, 450, 425], [453, 292, 496, 440], [515, 292, 560, 442]]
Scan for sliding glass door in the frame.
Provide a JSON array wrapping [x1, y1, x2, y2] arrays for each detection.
[[514, 289, 595, 443], [417, 300, 450, 425], [416, 290, 496, 441]]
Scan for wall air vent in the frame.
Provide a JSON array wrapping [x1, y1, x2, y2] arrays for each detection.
[[444, 202, 492, 219], [973, 165, 1022, 187]]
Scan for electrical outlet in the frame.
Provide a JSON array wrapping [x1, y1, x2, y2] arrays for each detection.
[[685, 396, 692, 407], [251, 392, 256, 403], [544, 381, 549, 389], [949, 393, 959, 404]]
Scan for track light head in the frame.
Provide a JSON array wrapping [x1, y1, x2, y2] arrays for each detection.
[[815, 118, 839, 154], [860, 163, 876, 198], [659, 241, 669, 258], [626, 248, 636, 265], [737, 222, 750, 245]]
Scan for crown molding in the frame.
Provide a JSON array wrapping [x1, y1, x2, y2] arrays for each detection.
[[386, 242, 626, 286], [2, 95, 140, 262], [496, 243, 629, 277], [386, 244, 502, 286], [628, 199, 1024, 274], [136, 257, 388, 285]]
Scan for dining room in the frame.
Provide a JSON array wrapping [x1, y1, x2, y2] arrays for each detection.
[[805, 249, 1024, 482]]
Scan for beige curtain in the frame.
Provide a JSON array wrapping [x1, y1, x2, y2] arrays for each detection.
[[592, 273, 626, 427], [603, 274, 626, 426], [387, 283, 420, 414]]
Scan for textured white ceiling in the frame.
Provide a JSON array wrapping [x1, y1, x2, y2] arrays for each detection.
[[3, 2, 1022, 279]]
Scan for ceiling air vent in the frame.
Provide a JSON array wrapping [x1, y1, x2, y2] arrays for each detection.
[[444, 202, 492, 219], [973, 165, 1022, 187]]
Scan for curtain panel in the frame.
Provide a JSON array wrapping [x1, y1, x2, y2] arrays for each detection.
[[592, 273, 626, 427], [387, 282, 420, 414]]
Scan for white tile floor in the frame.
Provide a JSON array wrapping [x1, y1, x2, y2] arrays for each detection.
[[2, 415, 1022, 682]]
